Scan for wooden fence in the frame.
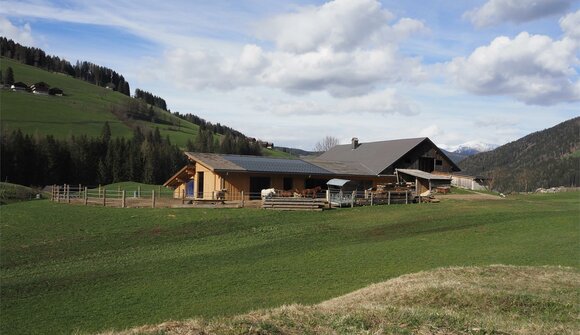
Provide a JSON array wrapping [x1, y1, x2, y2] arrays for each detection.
[[50, 185, 420, 209]]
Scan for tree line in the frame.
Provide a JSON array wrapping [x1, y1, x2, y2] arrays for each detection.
[[0, 124, 186, 187], [1, 37, 130, 96], [173, 112, 246, 139], [186, 127, 263, 156], [460, 117, 580, 192], [134, 89, 168, 111]]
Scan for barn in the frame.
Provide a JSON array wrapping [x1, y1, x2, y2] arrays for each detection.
[[164, 137, 460, 200]]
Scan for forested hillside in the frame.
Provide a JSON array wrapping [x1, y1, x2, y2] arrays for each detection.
[[0, 37, 277, 186], [459, 117, 580, 192]]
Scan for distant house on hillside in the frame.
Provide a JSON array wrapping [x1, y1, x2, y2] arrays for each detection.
[[164, 137, 460, 200], [11, 82, 28, 92], [31, 82, 49, 95], [48, 87, 64, 96]]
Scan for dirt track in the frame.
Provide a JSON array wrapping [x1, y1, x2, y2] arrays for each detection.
[[438, 192, 504, 201]]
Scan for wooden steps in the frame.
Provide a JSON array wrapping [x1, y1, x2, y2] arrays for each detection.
[[262, 198, 327, 211]]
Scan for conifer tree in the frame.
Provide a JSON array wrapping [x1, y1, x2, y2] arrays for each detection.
[[101, 121, 112, 143], [4, 66, 14, 86]]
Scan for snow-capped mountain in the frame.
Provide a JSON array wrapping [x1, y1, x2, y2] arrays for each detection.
[[450, 141, 499, 155]]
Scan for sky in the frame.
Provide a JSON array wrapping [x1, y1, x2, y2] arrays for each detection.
[[1, 0, 579, 151]]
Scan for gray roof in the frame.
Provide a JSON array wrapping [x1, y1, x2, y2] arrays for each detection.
[[185, 152, 332, 175], [316, 137, 428, 175], [304, 159, 375, 176], [326, 178, 352, 187], [396, 169, 452, 180]]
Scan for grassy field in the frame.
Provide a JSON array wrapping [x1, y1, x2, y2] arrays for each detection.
[[0, 57, 200, 147], [96, 182, 174, 196], [112, 265, 579, 335], [1, 192, 578, 334]]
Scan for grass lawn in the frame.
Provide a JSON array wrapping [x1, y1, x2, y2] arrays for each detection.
[[0, 192, 578, 334], [96, 182, 174, 196]]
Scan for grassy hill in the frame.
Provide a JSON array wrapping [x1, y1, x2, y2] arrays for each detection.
[[0, 57, 200, 146], [460, 117, 580, 192], [0, 57, 296, 157], [0, 182, 48, 204], [1, 192, 577, 334], [110, 265, 579, 335]]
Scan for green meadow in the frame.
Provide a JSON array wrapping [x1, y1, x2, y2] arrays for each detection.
[[1, 192, 578, 334], [0, 57, 200, 147]]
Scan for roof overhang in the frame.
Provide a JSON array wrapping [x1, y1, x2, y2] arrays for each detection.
[[396, 169, 452, 181], [163, 165, 195, 187]]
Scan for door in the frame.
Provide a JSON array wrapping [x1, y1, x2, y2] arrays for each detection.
[[249, 177, 270, 200], [418, 157, 434, 172], [186, 181, 194, 197], [197, 172, 204, 198]]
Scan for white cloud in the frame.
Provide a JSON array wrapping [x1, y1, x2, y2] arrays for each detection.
[[160, 0, 428, 98], [560, 10, 580, 40], [0, 16, 34, 45], [161, 40, 426, 98], [448, 30, 579, 105], [252, 89, 419, 117], [464, 0, 573, 27], [257, 0, 393, 53], [419, 124, 442, 138]]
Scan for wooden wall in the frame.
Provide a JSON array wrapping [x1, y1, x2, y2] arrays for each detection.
[[385, 140, 457, 174]]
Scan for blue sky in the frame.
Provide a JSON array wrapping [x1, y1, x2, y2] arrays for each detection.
[[1, 0, 578, 150]]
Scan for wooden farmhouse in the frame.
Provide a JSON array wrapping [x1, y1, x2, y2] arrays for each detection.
[[164, 137, 460, 200]]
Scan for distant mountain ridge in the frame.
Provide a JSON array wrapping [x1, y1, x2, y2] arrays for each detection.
[[459, 117, 580, 192], [451, 141, 499, 155]]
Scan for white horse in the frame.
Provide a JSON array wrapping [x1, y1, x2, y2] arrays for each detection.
[[261, 188, 276, 199]]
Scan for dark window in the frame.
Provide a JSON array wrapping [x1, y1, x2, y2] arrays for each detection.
[[304, 178, 327, 189], [435, 159, 443, 166], [283, 177, 293, 190]]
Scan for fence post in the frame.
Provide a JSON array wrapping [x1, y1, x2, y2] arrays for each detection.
[[66, 184, 71, 203], [351, 191, 355, 208], [84, 187, 88, 205], [56, 185, 60, 203], [138, 186, 141, 198], [122, 190, 126, 208], [241, 191, 244, 208], [182, 189, 185, 205], [98, 184, 102, 198], [103, 189, 107, 207], [388, 191, 391, 205], [152, 190, 156, 208], [370, 192, 374, 206], [405, 191, 408, 204]]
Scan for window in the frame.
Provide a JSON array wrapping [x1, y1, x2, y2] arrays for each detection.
[[436, 159, 443, 166]]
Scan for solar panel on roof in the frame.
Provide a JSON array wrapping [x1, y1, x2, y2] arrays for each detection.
[[223, 155, 331, 174]]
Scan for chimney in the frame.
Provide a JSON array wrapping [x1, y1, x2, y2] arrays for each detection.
[[351, 137, 359, 150]]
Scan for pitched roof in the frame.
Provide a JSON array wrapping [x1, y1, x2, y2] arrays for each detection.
[[316, 137, 428, 175], [304, 159, 375, 176], [185, 152, 332, 175]]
